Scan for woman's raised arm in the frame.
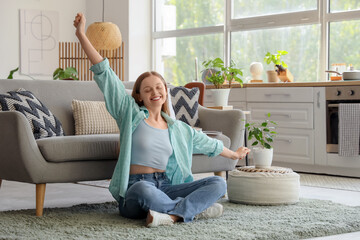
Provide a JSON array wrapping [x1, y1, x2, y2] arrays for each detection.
[[73, 13, 103, 65]]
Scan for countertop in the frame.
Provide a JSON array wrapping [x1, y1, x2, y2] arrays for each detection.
[[205, 81, 360, 89]]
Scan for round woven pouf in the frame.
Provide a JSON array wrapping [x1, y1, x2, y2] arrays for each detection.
[[227, 166, 300, 205]]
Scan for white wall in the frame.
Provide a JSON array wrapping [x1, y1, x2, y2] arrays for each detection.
[[0, 0, 151, 81], [128, 0, 151, 81], [0, 0, 87, 80]]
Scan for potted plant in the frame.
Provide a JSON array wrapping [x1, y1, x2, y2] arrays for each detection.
[[264, 50, 293, 83], [7, 67, 19, 79], [245, 113, 277, 168], [53, 67, 79, 80], [201, 57, 243, 106]]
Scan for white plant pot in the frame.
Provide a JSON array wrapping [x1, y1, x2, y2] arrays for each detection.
[[210, 88, 230, 106], [252, 147, 273, 168]]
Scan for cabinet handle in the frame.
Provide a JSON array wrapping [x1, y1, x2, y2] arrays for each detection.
[[317, 91, 320, 108], [264, 93, 291, 97], [268, 113, 291, 118], [276, 138, 293, 143]]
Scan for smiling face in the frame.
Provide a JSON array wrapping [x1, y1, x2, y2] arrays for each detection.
[[138, 75, 168, 110]]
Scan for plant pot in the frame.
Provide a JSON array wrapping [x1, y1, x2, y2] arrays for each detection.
[[267, 70, 279, 83], [252, 147, 273, 168], [210, 88, 230, 106]]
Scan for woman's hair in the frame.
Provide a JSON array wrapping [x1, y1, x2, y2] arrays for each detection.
[[132, 71, 170, 115]]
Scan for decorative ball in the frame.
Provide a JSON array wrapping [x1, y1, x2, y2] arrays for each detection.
[[250, 62, 264, 80]]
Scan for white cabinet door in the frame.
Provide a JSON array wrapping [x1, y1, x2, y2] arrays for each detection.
[[247, 102, 313, 129], [247, 87, 313, 102], [272, 128, 315, 165]]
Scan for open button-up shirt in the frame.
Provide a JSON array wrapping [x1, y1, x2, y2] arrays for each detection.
[[90, 58, 224, 201]]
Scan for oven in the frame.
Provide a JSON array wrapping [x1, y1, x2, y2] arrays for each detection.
[[326, 86, 360, 153]]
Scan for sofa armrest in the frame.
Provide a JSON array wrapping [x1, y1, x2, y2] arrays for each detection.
[[0, 111, 47, 183], [197, 105, 245, 151]]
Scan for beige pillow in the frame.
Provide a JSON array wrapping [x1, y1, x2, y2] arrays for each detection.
[[72, 100, 120, 135]]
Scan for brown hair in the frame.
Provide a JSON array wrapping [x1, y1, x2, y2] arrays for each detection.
[[132, 71, 170, 115]]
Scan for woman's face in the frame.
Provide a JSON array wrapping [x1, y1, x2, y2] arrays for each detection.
[[139, 75, 167, 110]]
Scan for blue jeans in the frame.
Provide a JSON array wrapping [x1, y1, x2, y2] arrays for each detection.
[[118, 172, 226, 222]]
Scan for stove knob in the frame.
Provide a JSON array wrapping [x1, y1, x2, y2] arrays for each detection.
[[348, 90, 355, 96], [336, 90, 341, 96]]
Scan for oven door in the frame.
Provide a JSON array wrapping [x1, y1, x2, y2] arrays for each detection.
[[326, 103, 338, 153], [326, 101, 360, 153]]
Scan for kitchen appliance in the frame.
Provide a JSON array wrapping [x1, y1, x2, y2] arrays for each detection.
[[325, 70, 360, 81], [326, 86, 360, 153]]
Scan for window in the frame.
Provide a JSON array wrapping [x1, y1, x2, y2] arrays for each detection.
[[155, 0, 224, 31], [153, 0, 360, 85], [232, 0, 316, 18], [329, 19, 360, 71], [155, 34, 223, 86], [330, 0, 360, 12], [232, 25, 320, 82]]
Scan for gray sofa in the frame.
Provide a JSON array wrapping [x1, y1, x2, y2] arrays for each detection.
[[0, 79, 245, 216]]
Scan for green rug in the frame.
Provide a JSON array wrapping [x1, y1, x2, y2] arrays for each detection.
[[1, 199, 359, 240]]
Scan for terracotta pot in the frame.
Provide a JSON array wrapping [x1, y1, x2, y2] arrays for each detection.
[[267, 70, 279, 83]]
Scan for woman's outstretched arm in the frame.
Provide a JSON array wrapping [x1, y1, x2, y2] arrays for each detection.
[[73, 13, 103, 65], [220, 146, 250, 161]]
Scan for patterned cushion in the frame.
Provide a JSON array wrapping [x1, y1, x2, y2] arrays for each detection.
[[170, 86, 200, 127], [72, 100, 119, 135], [0, 88, 65, 139]]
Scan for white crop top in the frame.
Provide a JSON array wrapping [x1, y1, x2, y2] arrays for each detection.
[[131, 119, 173, 170]]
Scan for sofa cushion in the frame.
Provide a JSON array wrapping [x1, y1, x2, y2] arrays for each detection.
[[0, 88, 65, 139], [170, 86, 200, 127], [36, 134, 119, 162], [72, 99, 119, 135]]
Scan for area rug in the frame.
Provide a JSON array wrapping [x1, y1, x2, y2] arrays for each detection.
[[300, 173, 360, 192], [1, 199, 360, 240]]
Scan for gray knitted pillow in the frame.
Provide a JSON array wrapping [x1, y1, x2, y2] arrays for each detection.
[[0, 88, 65, 139], [170, 86, 200, 127]]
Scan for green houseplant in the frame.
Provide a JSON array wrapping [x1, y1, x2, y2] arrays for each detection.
[[53, 67, 79, 80], [264, 50, 293, 82], [7, 67, 19, 79], [201, 57, 243, 106], [245, 113, 278, 168], [264, 50, 288, 73], [202, 57, 243, 89]]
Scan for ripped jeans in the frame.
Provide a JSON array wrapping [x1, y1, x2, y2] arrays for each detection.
[[118, 172, 226, 222]]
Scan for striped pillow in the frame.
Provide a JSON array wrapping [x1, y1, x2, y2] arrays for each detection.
[[72, 100, 119, 135], [170, 86, 200, 127]]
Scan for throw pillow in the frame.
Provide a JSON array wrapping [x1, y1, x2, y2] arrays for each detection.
[[0, 88, 65, 139], [72, 100, 119, 135], [170, 86, 200, 127]]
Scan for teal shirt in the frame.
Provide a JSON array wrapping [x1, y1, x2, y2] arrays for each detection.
[[90, 58, 224, 202]]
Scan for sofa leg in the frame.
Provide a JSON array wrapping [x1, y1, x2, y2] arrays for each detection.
[[36, 183, 46, 217]]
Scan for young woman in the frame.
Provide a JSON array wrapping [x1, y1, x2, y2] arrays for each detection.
[[73, 13, 250, 227]]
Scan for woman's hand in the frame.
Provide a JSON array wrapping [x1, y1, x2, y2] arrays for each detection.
[[220, 146, 250, 160], [234, 147, 250, 160], [72, 13, 103, 65], [73, 13, 86, 37]]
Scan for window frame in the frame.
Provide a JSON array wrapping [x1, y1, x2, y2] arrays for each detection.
[[152, 0, 360, 82]]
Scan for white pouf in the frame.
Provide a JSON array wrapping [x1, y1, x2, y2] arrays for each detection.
[[227, 166, 300, 205]]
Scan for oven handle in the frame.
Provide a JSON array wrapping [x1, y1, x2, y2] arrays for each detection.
[[328, 103, 360, 108]]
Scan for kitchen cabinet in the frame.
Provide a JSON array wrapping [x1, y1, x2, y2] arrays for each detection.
[[245, 87, 315, 166], [204, 85, 360, 177]]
